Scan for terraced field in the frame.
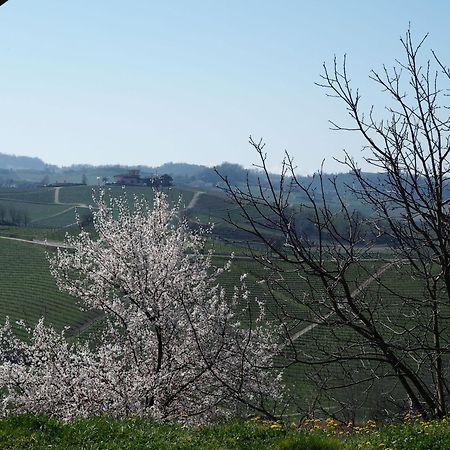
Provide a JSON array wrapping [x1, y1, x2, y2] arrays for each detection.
[[0, 185, 200, 229], [0, 187, 56, 204], [211, 257, 450, 418], [57, 185, 197, 208], [0, 239, 99, 340]]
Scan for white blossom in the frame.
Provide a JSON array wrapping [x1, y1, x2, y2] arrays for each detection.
[[0, 191, 283, 421]]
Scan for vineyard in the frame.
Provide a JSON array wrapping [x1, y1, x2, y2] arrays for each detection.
[[0, 239, 99, 340], [0, 185, 445, 420], [0, 185, 227, 228], [215, 257, 448, 419]]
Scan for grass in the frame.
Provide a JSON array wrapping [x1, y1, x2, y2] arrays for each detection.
[[0, 416, 343, 450], [31, 206, 90, 228], [0, 186, 445, 421], [0, 187, 56, 204], [336, 416, 450, 450], [1, 415, 450, 449], [209, 257, 449, 421], [0, 199, 71, 224], [0, 232, 437, 419], [0, 234, 406, 416], [0, 185, 275, 243]]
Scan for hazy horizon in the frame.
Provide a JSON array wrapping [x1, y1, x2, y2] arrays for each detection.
[[0, 1, 449, 174]]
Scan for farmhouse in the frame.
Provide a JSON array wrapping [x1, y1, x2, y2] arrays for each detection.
[[113, 169, 173, 187], [113, 169, 145, 186]]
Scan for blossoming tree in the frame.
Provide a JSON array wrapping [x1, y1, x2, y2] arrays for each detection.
[[0, 191, 282, 421]]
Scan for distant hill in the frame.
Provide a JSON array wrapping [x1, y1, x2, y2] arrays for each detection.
[[158, 162, 208, 176], [0, 152, 56, 171], [0, 152, 407, 208]]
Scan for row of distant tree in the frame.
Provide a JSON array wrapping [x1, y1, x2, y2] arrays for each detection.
[[0, 203, 30, 226]]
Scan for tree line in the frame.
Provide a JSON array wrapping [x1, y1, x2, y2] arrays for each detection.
[[0, 203, 30, 226]]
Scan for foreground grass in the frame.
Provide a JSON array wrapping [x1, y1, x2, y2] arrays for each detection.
[[2, 416, 450, 450], [345, 416, 450, 449], [0, 416, 341, 450]]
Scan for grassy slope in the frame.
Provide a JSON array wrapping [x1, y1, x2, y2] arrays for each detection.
[[0, 187, 56, 204], [58, 185, 196, 207], [0, 231, 430, 419], [0, 225, 72, 241], [0, 185, 267, 245], [0, 234, 410, 417], [31, 206, 90, 228], [0, 239, 99, 339], [186, 190, 261, 241], [0, 185, 198, 228], [0, 199, 72, 222]]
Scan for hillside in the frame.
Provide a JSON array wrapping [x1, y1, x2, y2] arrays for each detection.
[[0, 238, 99, 340], [0, 151, 379, 202], [0, 183, 432, 420], [0, 152, 56, 171]]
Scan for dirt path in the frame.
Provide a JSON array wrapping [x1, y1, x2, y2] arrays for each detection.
[[0, 235, 72, 248], [54, 186, 61, 204], [29, 206, 76, 224], [54, 186, 89, 208], [186, 191, 205, 210], [280, 261, 396, 348]]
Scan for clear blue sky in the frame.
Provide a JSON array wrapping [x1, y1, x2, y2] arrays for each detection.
[[0, 1, 449, 173]]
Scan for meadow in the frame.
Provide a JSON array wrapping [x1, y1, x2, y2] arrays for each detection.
[[0, 185, 198, 228]]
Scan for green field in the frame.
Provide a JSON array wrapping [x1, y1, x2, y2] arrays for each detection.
[[0, 185, 214, 228], [0, 185, 257, 248], [0, 204, 264, 343], [31, 206, 91, 228], [0, 225, 78, 242], [0, 230, 420, 418], [0, 187, 56, 204], [0, 238, 100, 340], [0, 185, 443, 421], [57, 185, 192, 205]]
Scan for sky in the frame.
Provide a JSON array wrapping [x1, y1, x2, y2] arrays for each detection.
[[0, 1, 449, 173]]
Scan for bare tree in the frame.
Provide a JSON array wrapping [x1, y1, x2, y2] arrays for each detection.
[[218, 30, 450, 420]]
